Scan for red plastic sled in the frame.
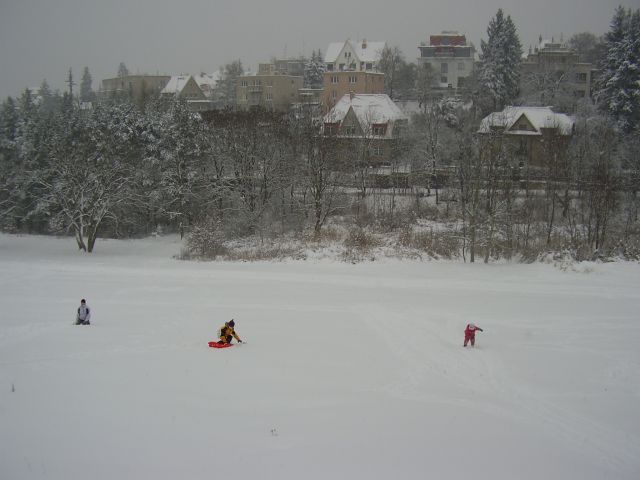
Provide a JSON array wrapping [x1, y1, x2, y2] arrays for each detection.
[[209, 341, 233, 349]]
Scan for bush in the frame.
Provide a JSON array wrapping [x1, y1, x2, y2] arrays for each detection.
[[183, 219, 227, 259], [399, 225, 460, 259], [344, 227, 381, 250]]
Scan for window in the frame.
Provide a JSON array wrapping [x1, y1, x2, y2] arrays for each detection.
[[458, 62, 465, 71], [349, 76, 357, 84], [324, 124, 337, 135], [441, 63, 448, 73], [266, 92, 273, 100], [366, 63, 373, 70], [441, 76, 448, 84], [516, 139, 528, 155], [344, 125, 356, 135], [327, 64, 334, 71], [339, 63, 345, 71], [332, 90, 337, 99], [372, 145, 383, 156], [575, 72, 587, 83], [241, 80, 248, 87], [331, 75, 339, 84], [372, 125, 386, 136]]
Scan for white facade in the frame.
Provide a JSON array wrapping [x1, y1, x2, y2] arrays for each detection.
[[324, 39, 386, 72]]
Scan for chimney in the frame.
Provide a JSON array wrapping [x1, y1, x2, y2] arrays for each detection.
[[349, 90, 355, 101], [362, 39, 367, 49]]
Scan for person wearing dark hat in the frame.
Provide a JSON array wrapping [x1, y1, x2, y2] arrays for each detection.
[[218, 319, 242, 344], [75, 299, 91, 325]]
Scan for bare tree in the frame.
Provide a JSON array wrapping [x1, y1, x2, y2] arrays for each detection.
[[35, 105, 137, 251]]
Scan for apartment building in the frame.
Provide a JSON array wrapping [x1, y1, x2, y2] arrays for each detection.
[[236, 64, 303, 111], [521, 38, 593, 98], [417, 31, 475, 89]]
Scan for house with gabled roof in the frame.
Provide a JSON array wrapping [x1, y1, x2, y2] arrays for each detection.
[[193, 72, 221, 98], [321, 39, 387, 110], [161, 74, 214, 112], [324, 39, 386, 72], [161, 75, 206, 99], [478, 106, 574, 167], [323, 93, 408, 166]]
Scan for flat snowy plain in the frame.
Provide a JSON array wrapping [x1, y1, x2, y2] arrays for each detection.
[[0, 233, 639, 479]]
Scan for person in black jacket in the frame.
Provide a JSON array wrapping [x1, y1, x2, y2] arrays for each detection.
[[218, 319, 242, 344]]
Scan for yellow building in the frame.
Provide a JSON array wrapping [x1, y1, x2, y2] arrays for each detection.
[[236, 67, 303, 112]]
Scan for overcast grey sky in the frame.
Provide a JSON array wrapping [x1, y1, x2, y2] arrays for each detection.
[[0, 0, 636, 99]]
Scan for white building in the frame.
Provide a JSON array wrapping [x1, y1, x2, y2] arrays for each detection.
[[324, 39, 386, 72], [417, 31, 475, 89]]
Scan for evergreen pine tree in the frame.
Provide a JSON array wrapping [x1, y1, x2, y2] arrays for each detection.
[[118, 62, 130, 77], [597, 7, 640, 132], [478, 9, 523, 111], [304, 49, 325, 89], [37, 79, 59, 115], [80, 67, 95, 103]]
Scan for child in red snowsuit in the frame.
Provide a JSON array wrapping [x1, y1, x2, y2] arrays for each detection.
[[464, 323, 483, 347]]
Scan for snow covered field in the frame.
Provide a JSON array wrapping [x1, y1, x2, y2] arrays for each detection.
[[1, 233, 639, 480]]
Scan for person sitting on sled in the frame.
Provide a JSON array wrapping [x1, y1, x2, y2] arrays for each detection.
[[218, 319, 242, 344], [75, 299, 91, 325], [464, 323, 483, 347]]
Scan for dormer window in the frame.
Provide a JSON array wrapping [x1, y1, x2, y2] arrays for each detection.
[[372, 124, 387, 136]]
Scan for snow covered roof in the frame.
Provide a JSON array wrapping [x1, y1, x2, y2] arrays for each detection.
[[479, 106, 574, 136], [193, 72, 220, 88], [324, 94, 408, 138], [324, 40, 386, 64], [193, 72, 221, 97], [161, 75, 194, 95]]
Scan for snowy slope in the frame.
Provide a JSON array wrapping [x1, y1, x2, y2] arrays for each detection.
[[0, 234, 639, 479]]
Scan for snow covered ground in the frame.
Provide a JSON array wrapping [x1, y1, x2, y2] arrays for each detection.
[[1, 233, 639, 479]]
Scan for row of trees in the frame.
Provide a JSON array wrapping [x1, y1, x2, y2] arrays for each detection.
[[1, 84, 637, 260]]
